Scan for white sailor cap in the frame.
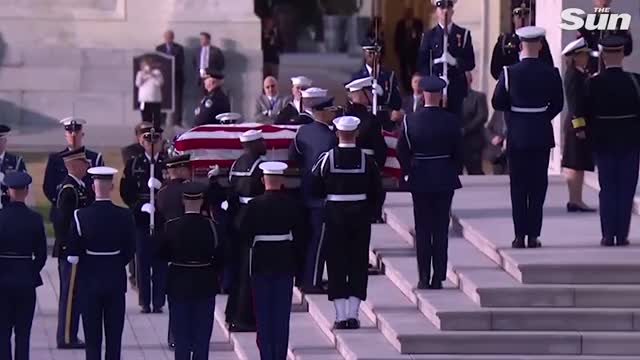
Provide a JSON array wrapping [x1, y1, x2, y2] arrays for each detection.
[[215, 112, 242, 123], [515, 26, 546, 42], [301, 87, 328, 98], [345, 77, 384, 96], [259, 161, 288, 175], [60, 117, 87, 129], [333, 116, 361, 132], [88, 166, 118, 180], [562, 38, 589, 56], [291, 76, 313, 87], [239, 129, 263, 143]]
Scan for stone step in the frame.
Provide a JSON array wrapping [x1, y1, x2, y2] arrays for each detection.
[[288, 312, 344, 360]]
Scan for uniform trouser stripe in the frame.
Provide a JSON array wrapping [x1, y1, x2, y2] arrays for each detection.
[[312, 223, 326, 287], [65, 263, 78, 344]]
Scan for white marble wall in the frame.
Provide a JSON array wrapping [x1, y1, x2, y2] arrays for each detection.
[[0, 0, 262, 131]]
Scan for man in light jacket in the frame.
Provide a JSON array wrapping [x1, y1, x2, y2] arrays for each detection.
[[254, 76, 288, 123]]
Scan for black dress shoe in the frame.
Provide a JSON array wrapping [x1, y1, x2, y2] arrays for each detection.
[[228, 322, 256, 333], [616, 238, 630, 246], [417, 280, 430, 290], [527, 237, 542, 248], [141, 306, 151, 314], [345, 318, 361, 329], [512, 237, 526, 248], [152, 307, 164, 314], [57, 340, 85, 349], [567, 203, 597, 213], [601, 237, 615, 247], [333, 320, 348, 330], [429, 280, 443, 290]]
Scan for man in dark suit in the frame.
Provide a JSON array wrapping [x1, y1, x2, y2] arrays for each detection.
[[460, 75, 488, 175], [394, 8, 424, 92], [401, 73, 425, 115], [195, 32, 225, 91], [156, 30, 185, 126]]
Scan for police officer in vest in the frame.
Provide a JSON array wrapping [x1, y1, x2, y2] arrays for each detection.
[[417, 0, 475, 117], [289, 93, 338, 294], [492, 26, 564, 249], [66, 167, 136, 360], [0, 172, 47, 360], [224, 129, 266, 332], [120, 127, 167, 313], [242, 161, 305, 360], [573, 35, 640, 246], [160, 182, 223, 360], [43, 118, 104, 224], [313, 116, 383, 329], [54, 147, 95, 349], [396, 76, 463, 290], [0, 125, 27, 208]]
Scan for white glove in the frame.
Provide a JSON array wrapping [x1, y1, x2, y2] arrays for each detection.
[[404, 175, 409, 182], [0, 172, 4, 185], [221, 201, 229, 211], [434, 53, 457, 67], [199, 69, 206, 78], [67, 256, 79, 265], [373, 84, 384, 97], [208, 165, 220, 179], [141, 203, 155, 214], [147, 177, 162, 190]]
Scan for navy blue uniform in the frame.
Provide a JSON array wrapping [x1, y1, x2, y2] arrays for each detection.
[[396, 106, 463, 287], [576, 67, 640, 244], [0, 152, 26, 207], [242, 191, 305, 360], [67, 201, 136, 360], [0, 202, 47, 360], [43, 148, 103, 221], [492, 57, 564, 244], [351, 65, 402, 131], [120, 153, 167, 311], [416, 23, 476, 116], [54, 175, 94, 347], [289, 119, 337, 291]]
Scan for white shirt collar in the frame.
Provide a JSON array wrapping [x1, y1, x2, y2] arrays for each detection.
[[438, 22, 453, 33], [413, 94, 422, 100], [365, 64, 373, 75], [95, 198, 111, 202], [145, 153, 159, 161], [68, 174, 85, 187], [519, 54, 538, 60], [338, 143, 357, 148], [185, 211, 201, 214]]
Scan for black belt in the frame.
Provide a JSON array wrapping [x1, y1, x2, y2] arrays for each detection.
[[170, 262, 212, 268], [414, 154, 450, 160]]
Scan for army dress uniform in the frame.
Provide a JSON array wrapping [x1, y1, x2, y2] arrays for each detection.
[[573, 36, 640, 246], [0, 125, 27, 208], [193, 70, 231, 127], [66, 167, 136, 360], [312, 116, 383, 329], [242, 162, 305, 360], [491, 26, 564, 249], [160, 183, 223, 360], [396, 76, 463, 289], [0, 172, 47, 360]]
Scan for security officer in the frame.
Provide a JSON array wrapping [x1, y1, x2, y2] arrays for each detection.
[[0, 125, 27, 208], [160, 182, 223, 360], [312, 116, 383, 330], [193, 69, 231, 126], [492, 26, 564, 249], [573, 35, 640, 246], [396, 76, 463, 290], [489, 1, 553, 80], [416, 0, 475, 117], [120, 127, 167, 313], [0, 172, 47, 360], [288, 93, 338, 294], [224, 129, 266, 332], [242, 162, 305, 360], [352, 40, 403, 130], [66, 167, 136, 360], [43, 117, 104, 223]]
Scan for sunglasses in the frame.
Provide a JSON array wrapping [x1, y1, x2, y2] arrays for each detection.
[[435, 0, 454, 9]]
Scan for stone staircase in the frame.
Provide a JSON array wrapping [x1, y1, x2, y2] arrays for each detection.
[[211, 175, 640, 360]]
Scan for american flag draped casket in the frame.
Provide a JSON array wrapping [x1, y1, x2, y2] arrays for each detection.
[[173, 123, 402, 178]]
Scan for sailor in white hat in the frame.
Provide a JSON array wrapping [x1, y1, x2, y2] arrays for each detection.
[[312, 115, 383, 330], [215, 112, 243, 124], [275, 76, 314, 124]]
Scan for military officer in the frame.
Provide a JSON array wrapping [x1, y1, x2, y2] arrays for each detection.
[[242, 162, 305, 360], [289, 93, 338, 294], [492, 26, 564, 249], [352, 40, 403, 130], [0, 125, 27, 208], [0, 172, 47, 360], [121, 122, 149, 164], [43, 117, 104, 223], [224, 129, 267, 332], [573, 35, 640, 246], [54, 147, 95, 349], [489, 1, 553, 80], [160, 182, 223, 360], [193, 69, 231, 126], [275, 76, 313, 124], [120, 127, 167, 313], [312, 116, 383, 330], [294, 87, 329, 125], [396, 76, 463, 290], [66, 167, 136, 360], [416, 0, 476, 118]]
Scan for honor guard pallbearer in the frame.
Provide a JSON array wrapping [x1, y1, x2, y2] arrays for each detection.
[[573, 35, 640, 247], [492, 26, 564, 249], [0, 125, 27, 208], [160, 182, 223, 360], [275, 76, 313, 125], [396, 76, 463, 290], [66, 167, 136, 360], [0, 172, 47, 360], [242, 161, 305, 360], [54, 146, 95, 349], [313, 116, 383, 330]]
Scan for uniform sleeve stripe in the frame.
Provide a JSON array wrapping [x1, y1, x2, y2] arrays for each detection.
[[73, 209, 82, 236], [403, 115, 411, 150], [463, 29, 470, 48], [96, 153, 104, 166], [503, 66, 510, 93]]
